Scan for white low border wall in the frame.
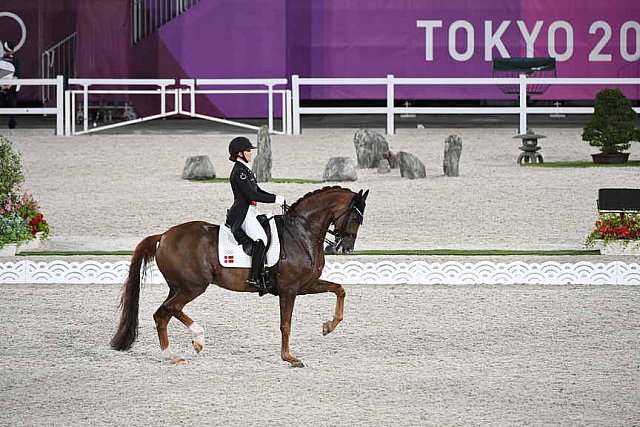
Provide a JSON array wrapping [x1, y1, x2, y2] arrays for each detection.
[[0, 260, 639, 285]]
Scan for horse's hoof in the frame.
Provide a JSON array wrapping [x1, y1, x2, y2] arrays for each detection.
[[290, 360, 305, 368], [322, 322, 332, 336], [173, 357, 188, 366], [192, 340, 203, 354]]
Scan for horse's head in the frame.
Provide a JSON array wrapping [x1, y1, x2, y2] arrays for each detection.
[[331, 189, 369, 253]]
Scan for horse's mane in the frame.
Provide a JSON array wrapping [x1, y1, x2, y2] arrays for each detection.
[[287, 186, 351, 214]]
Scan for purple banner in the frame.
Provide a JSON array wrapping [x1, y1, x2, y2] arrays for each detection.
[[147, 0, 639, 116], [285, 0, 640, 100]]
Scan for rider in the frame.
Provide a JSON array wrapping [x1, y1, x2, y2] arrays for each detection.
[[226, 136, 285, 293], [0, 41, 20, 129]]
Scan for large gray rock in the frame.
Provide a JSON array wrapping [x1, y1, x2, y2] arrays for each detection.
[[252, 125, 272, 182], [182, 155, 216, 180], [323, 157, 358, 181], [443, 134, 462, 177], [354, 129, 390, 168], [397, 151, 426, 179]]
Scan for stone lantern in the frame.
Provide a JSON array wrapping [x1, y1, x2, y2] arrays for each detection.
[[514, 129, 545, 164]]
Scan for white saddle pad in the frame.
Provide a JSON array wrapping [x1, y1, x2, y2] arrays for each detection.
[[218, 218, 280, 268]]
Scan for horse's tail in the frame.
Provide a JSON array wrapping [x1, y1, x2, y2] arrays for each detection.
[[110, 234, 162, 351]]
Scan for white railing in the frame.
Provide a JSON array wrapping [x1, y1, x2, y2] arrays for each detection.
[[179, 78, 291, 134], [65, 78, 178, 135], [1, 259, 639, 285], [0, 76, 65, 135], [133, 0, 199, 44], [41, 32, 76, 105], [291, 74, 640, 135], [64, 78, 289, 135]]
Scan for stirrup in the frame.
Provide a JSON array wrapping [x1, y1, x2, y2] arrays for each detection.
[[246, 276, 266, 290]]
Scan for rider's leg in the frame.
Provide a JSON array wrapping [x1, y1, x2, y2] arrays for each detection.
[[241, 207, 269, 290]]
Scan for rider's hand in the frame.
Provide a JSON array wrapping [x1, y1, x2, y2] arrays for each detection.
[[275, 195, 286, 206]]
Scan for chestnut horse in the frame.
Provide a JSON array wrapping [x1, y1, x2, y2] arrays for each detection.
[[111, 186, 368, 367]]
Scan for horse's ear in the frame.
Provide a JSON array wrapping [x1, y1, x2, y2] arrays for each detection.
[[363, 190, 369, 200], [357, 189, 363, 197]]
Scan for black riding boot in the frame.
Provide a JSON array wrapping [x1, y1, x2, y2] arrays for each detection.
[[247, 240, 270, 295]]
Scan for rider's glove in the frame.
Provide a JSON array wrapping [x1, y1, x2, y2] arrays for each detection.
[[275, 195, 286, 206]]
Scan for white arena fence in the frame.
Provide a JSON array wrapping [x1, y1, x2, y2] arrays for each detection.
[[0, 260, 639, 285], [179, 78, 291, 135], [65, 78, 290, 136], [2, 75, 640, 136], [291, 74, 640, 135], [0, 76, 65, 135]]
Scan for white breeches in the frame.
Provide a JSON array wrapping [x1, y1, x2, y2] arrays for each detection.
[[241, 205, 267, 244]]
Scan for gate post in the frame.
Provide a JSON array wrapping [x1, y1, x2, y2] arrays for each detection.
[[519, 74, 527, 134], [386, 74, 395, 135], [56, 75, 64, 136], [292, 75, 300, 135]]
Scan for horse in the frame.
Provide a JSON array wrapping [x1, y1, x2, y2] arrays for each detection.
[[111, 186, 369, 367]]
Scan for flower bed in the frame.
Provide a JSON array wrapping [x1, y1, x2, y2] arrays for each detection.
[[1, 136, 50, 254], [585, 213, 640, 254]]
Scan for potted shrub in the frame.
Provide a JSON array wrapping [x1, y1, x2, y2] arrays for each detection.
[[582, 88, 640, 164], [0, 136, 50, 255], [0, 210, 32, 256], [585, 213, 640, 255]]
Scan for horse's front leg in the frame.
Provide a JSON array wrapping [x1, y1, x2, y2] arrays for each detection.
[[279, 292, 305, 368], [302, 279, 345, 336]]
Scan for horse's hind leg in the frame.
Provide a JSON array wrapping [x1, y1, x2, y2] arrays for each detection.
[[154, 284, 207, 364], [303, 279, 346, 336], [154, 287, 183, 364]]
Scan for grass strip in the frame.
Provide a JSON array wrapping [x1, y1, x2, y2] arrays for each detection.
[[18, 249, 600, 257], [342, 249, 600, 256], [197, 177, 324, 184], [522, 160, 640, 168], [18, 250, 134, 256]]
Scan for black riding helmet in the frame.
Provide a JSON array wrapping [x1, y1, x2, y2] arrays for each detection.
[[228, 136, 256, 161]]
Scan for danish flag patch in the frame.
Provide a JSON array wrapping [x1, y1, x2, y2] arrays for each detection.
[[224, 255, 234, 264]]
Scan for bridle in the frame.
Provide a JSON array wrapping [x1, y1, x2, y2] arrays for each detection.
[[281, 189, 368, 253], [324, 198, 365, 252]]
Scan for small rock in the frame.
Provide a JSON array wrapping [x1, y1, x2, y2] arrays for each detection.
[[397, 151, 426, 179], [323, 157, 358, 181], [377, 158, 391, 174], [182, 155, 216, 180]]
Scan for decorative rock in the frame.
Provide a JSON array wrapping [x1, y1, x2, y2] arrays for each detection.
[[323, 157, 358, 181], [182, 155, 215, 180], [397, 151, 426, 179], [353, 129, 390, 168], [253, 125, 272, 182], [443, 134, 462, 177], [377, 158, 391, 174]]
